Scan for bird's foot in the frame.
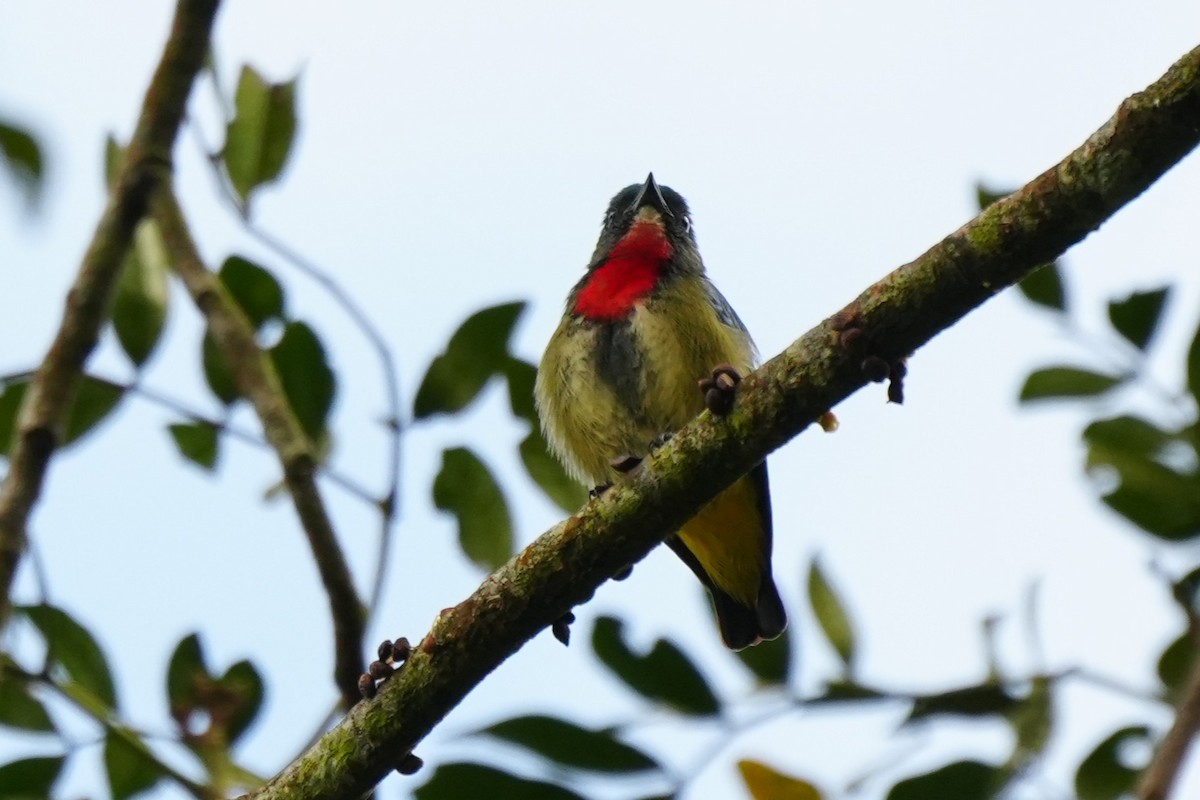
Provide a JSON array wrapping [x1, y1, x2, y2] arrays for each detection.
[[699, 364, 741, 415], [552, 611, 576, 646]]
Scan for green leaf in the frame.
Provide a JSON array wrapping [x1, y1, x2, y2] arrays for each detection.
[[269, 321, 336, 441], [738, 759, 823, 800], [591, 616, 720, 716], [504, 357, 538, 424], [19, 604, 117, 710], [735, 625, 792, 686], [224, 66, 298, 204], [906, 683, 1020, 723], [478, 714, 657, 774], [202, 331, 240, 405], [219, 659, 265, 744], [0, 756, 65, 798], [414, 302, 527, 418], [0, 379, 28, 456], [807, 557, 855, 671], [1085, 422, 1200, 540], [0, 675, 54, 732], [0, 375, 124, 454], [1157, 633, 1192, 701], [1019, 367, 1123, 402], [0, 120, 45, 211], [105, 727, 165, 800], [433, 447, 513, 571], [887, 760, 1000, 800], [1006, 676, 1053, 771], [415, 763, 585, 800], [112, 219, 170, 366], [519, 430, 586, 513], [1075, 726, 1152, 800], [168, 422, 219, 471], [1108, 288, 1169, 350], [810, 679, 887, 705], [1187, 316, 1200, 406], [1015, 263, 1066, 312], [104, 133, 124, 188], [218, 256, 285, 330], [974, 183, 1012, 211], [166, 633, 207, 724]]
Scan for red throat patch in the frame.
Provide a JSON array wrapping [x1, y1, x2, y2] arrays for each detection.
[[573, 221, 673, 321]]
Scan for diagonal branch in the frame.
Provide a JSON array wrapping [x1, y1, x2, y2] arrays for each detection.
[[151, 186, 365, 709], [245, 42, 1200, 799], [0, 0, 221, 631]]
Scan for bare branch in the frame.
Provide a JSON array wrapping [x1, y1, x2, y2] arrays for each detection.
[[242, 43, 1200, 799], [0, 0, 221, 630], [151, 186, 366, 708]]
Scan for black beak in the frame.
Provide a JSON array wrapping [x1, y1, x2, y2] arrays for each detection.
[[630, 172, 672, 217]]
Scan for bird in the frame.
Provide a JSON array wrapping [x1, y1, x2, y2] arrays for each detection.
[[534, 173, 786, 650]]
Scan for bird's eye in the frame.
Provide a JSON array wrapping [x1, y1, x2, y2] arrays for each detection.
[[682, 216, 693, 233]]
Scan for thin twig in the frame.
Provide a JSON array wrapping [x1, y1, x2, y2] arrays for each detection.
[[1138, 653, 1200, 800], [151, 185, 365, 708], [0, 0, 221, 631], [245, 44, 1200, 800]]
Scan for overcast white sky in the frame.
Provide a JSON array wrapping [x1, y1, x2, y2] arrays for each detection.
[[3, 2, 1200, 798]]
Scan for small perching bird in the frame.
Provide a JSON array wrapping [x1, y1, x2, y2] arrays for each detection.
[[535, 174, 785, 650]]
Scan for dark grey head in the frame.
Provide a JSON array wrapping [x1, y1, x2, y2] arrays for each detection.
[[587, 173, 701, 272]]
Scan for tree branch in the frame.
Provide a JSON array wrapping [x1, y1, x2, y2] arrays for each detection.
[[1139, 652, 1200, 800], [151, 186, 366, 709], [0, 0, 221, 630], [243, 42, 1200, 799]]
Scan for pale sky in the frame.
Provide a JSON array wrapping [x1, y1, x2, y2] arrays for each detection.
[[3, 2, 1200, 798]]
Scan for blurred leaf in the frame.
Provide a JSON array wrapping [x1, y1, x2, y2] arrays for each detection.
[[1084, 415, 1173, 459], [807, 557, 855, 671], [415, 762, 585, 800], [168, 422, 219, 471], [519, 430, 585, 513], [1007, 676, 1053, 772], [224, 66, 297, 203], [167, 633, 207, 724], [591, 616, 720, 716], [219, 659, 265, 745], [0, 120, 44, 211], [0, 379, 27, 456], [887, 760, 1000, 800], [735, 626, 792, 686], [738, 759, 823, 800], [0, 756, 64, 798], [0, 376, 124, 454], [269, 321, 336, 441], [202, 331, 240, 405], [414, 302, 526, 418], [112, 219, 170, 367], [907, 683, 1020, 723], [810, 679, 887, 704], [1015, 264, 1066, 312], [1187, 315, 1200, 407], [165, 634, 263, 747], [218, 256, 285, 330], [1019, 367, 1122, 402], [1108, 288, 1169, 350], [478, 714, 657, 773], [974, 183, 1011, 211], [1157, 632, 1193, 701], [19, 604, 117, 709], [1075, 726, 1152, 800], [505, 357, 538, 423], [105, 134, 124, 188], [0, 676, 54, 732], [105, 728, 165, 800], [64, 376, 125, 446], [433, 447, 513, 571]]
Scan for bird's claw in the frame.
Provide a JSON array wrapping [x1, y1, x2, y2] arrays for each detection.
[[699, 364, 742, 415]]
